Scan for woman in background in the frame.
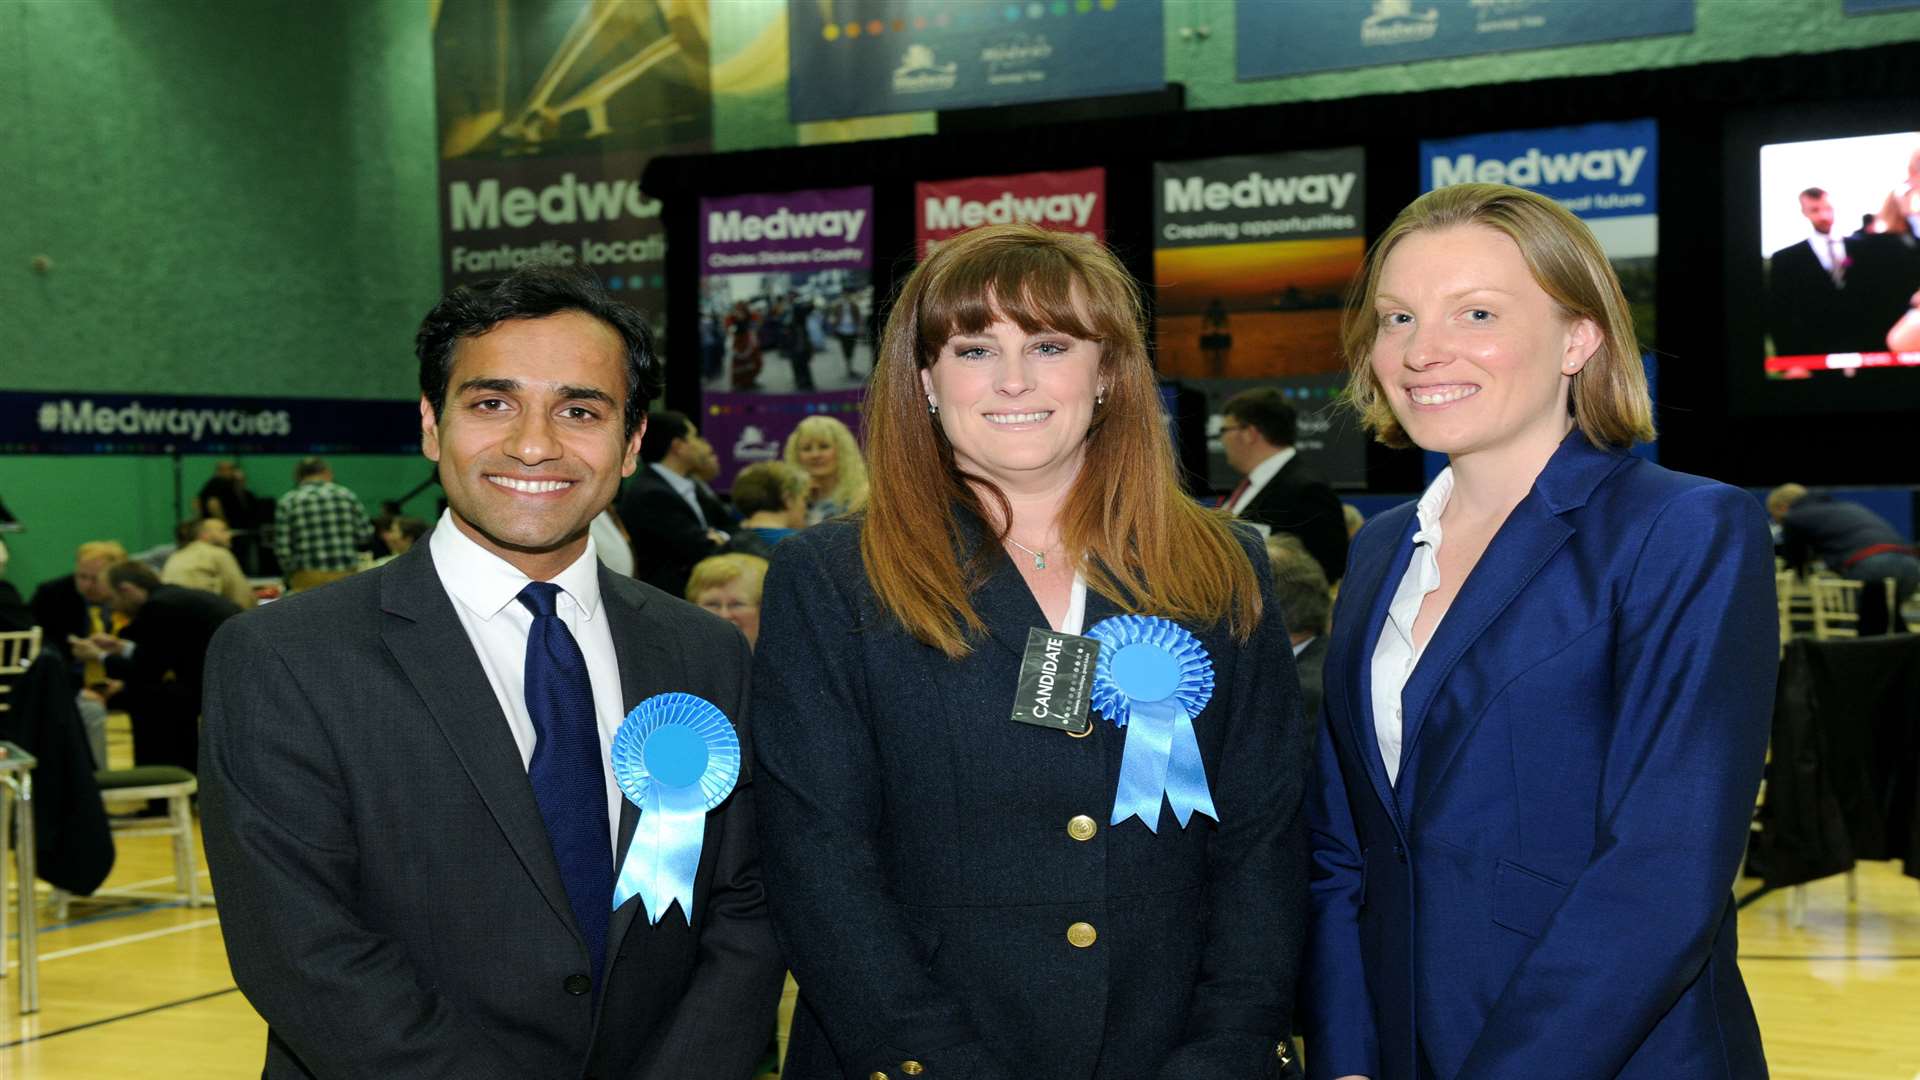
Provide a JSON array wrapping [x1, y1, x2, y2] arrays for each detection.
[[687, 552, 767, 648], [783, 414, 869, 524], [1303, 184, 1775, 1080], [754, 223, 1309, 1080]]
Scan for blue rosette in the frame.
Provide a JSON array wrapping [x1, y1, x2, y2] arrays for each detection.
[[1086, 615, 1218, 832], [609, 692, 740, 925]]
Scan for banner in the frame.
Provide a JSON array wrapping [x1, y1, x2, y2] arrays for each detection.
[[0, 390, 418, 455], [1153, 149, 1369, 488], [915, 167, 1106, 259], [788, 0, 1164, 122], [1421, 118, 1661, 468], [1238, 0, 1693, 80], [699, 186, 875, 485], [1844, 0, 1920, 11], [433, 1, 710, 330]]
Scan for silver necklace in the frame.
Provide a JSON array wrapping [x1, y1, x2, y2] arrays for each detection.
[[1005, 536, 1050, 570]]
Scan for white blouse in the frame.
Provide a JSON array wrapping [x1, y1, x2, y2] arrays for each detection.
[[1370, 468, 1455, 785]]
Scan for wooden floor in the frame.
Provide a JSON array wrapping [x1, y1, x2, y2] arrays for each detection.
[[4, 722, 1917, 1077]]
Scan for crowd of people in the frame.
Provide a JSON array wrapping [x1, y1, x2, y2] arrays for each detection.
[[3, 187, 1909, 1080]]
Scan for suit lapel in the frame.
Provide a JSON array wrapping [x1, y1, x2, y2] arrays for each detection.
[[1339, 510, 1418, 826], [379, 546, 579, 936], [597, 568, 678, 958]]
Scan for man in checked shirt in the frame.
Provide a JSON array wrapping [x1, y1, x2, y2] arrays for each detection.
[[274, 456, 374, 592]]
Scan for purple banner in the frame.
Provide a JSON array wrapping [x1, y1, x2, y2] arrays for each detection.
[[702, 390, 865, 489], [699, 187, 874, 274]]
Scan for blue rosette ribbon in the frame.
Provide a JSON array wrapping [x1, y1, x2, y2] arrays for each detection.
[[610, 692, 740, 925], [1086, 615, 1217, 833]]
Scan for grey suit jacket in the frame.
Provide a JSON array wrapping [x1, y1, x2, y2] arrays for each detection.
[[201, 542, 783, 1079]]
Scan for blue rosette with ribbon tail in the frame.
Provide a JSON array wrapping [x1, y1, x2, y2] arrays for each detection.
[[1086, 615, 1217, 833], [609, 692, 741, 925]]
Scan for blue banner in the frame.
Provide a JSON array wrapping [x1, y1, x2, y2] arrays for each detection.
[[1844, 0, 1920, 11], [788, 0, 1164, 122], [0, 390, 419, 455], [1238, 0, 1694, 80]]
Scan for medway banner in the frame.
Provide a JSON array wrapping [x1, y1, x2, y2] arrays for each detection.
[[1238, 0, 1693, 79], [699, 186, 876, 485], [915, 167, 1106, 259], [432, 0, 711, 330], [1152, 148, 1369, 489], [0, 390, 418, 456], [1421, 118, 1661, 466], [788, 0, 1163, 121]]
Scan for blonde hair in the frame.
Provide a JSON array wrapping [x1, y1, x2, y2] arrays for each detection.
[[1766, 483, 1809, 519], [685, 553, 769, 606], [1341, 183, 1655, 450], [862, 222, 1259, 658], [75, 540, 129, 565], [784, 415, 868, 514]]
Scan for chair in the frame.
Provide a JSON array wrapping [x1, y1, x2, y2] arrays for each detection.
[[55, 767, 205, 915], [1809, 578, 1863, 640], [0, 628, 43, 714]]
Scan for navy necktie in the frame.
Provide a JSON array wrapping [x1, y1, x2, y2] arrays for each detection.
[[518, 582, 613, 982]]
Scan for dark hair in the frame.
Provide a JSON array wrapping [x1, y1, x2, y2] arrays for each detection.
[[390, 515, 429, 543], [1222, 387, 1298, 447], [730, 462, 809, 517], [294, 456, 330, 481], [415, 264, 661, 439], [1800, 186, 1828, 201], [1267, 541, 1332, 638], [640, 410, 695, 464], [107, 560, 162, 593]]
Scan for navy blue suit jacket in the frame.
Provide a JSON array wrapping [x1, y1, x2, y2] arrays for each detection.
[[753, 516, 1310, 1080], [1302, 434, 1776, 1080]]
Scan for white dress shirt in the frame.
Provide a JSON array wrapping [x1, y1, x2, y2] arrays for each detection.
[[589, 510, 634, 577], [430, 511, 627, 858], [651, 462, 706, 527], [1228, 446, 1297, 516], [1060, 573, 1089, 636], [1370, 467, 1455, 785]]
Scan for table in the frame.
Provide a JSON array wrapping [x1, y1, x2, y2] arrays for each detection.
[[0, 740, 39, 1014]]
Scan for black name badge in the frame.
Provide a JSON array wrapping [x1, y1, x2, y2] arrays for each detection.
[[1010, 627, 1100, 735]]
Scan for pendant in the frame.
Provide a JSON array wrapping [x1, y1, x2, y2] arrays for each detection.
[[1034, 552, 1047, 570]]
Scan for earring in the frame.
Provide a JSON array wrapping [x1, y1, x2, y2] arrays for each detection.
[[1096, 386, 1106, 406], [927, 397, 939, 416]]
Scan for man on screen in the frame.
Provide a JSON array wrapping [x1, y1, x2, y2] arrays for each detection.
[[200, 265, 782, 1078], [1768, 186, 1919, 357]]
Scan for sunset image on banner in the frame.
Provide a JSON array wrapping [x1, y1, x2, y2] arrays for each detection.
[[1154, 236, 1364, 380]]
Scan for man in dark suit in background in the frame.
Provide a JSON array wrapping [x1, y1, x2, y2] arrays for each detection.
[[619, 409, 731, 598], [1267, 537, 1332, 740], [1220, 387, 1349, 583], [1768, 186, 1919, 356], [200, 266, 782, 1078], [68, 560, 241, 774]]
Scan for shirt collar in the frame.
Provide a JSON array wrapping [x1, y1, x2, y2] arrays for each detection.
[[428, 509, 602, 622], [650, 462, 697, 500], [1412, 467, 1455, 547], [1245, 445, 1297, 489]]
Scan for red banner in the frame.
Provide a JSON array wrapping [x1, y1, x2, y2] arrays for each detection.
[[914, 167, 1106, 259]]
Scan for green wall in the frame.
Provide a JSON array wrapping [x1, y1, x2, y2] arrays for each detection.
[[2, 0, 441, 589]]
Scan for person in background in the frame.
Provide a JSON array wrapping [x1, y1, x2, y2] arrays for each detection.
[[754, 222, 1309, 1079], [69, 560, 241, 775], [163, 517, 257, 609], [1306, 183, 1774, 1080], [587, 502, 635, 577], [370, 515, 428, 569], [1769, 482, 1919, 634], [198, 460, 271, 575], [1267, 535, 1332, 737], [31, 540, 129, 679], [0, 537, 30, 632], [1342, 502, 1366, 540], [783, 414, 868, 524], [619, 409, 730, 598], [686, 553, 768, 649], [274, 457, 372, 592], [726, 462, 809, 559], [1219, 387, 1350, 584]]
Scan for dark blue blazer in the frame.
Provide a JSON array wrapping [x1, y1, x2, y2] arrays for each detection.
[[753, 516, 1311, 1080], [1302, 434, 1776, 1080]]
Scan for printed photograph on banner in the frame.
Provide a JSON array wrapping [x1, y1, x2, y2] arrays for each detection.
[[699, 187, 875, 484], [1153, 150, 1366, 383], [1421, 119, 1659, 348], [1756, 131, 1920, 378], [916, 167, 1106, 259], [431, 0, 711, 322], [787, 0, 1164, 123]]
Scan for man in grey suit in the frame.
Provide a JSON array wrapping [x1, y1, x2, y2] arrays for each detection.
[[201, 266, 783, 1078]]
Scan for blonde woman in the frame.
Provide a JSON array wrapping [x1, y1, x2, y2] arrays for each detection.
[[783, 414, 868, 524], [686, 552, 768, 648], [753, 224, 1309, 1079]]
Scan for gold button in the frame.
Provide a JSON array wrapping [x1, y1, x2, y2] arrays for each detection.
[[869, 1073, 888, 1080], [1066, 921, 1097, 948], [1067, 815, 1098, 841], [901, 1063, 925, 1077], [1276, 1041, 1295, 1066]]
